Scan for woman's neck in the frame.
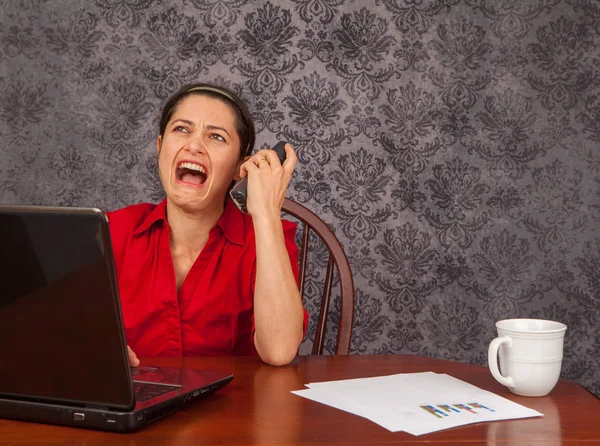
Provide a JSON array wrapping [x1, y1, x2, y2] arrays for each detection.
[[165, 199, 224, 255]]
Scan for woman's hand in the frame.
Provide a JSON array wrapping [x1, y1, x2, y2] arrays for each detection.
[[128, 345, 140, 367], [238, 143, 297, 219]]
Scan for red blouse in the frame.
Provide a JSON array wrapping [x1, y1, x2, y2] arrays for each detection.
[[107, 198, 302, 357]]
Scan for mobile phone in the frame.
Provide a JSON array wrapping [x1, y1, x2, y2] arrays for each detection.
[[229, 141, 287, 213]]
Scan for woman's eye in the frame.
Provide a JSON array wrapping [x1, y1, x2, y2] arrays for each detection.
[[210, 133, 226, 142], [173, 126, 189, 133]]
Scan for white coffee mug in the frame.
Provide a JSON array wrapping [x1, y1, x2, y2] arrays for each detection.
[[488, 318, 567, 397]]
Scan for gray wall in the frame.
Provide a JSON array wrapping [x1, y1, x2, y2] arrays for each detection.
[[1, 1, 599, 394]]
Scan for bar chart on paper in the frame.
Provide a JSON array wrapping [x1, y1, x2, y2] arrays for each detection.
[[420, 402, 496, 418], [392, 398, 521, 435]]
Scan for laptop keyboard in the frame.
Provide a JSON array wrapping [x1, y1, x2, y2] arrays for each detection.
[[133, 381, 180, 402]]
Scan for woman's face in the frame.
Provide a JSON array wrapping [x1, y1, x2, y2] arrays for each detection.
[[157, 94, 242, 213]]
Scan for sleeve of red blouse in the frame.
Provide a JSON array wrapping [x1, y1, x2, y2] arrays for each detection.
[[250, 219, 309, 353]]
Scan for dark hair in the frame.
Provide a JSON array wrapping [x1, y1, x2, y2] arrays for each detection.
[[159, 83, 255, 159]]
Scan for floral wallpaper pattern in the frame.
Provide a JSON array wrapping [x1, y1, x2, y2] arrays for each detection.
[[1, 0, 599, 395]]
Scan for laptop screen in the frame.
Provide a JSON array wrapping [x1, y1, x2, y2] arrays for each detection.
[[0, 207, 134, 409]]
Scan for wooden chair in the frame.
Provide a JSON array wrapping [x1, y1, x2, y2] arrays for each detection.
[[281, 198, 354, 355]]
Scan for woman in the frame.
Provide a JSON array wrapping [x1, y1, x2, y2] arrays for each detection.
[[107, 83, 306, 367]]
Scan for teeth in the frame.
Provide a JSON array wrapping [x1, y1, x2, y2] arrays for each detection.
[[179, 162, 206, 174]]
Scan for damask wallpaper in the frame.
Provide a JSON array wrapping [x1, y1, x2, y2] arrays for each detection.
[[1, 0, 599, 395]]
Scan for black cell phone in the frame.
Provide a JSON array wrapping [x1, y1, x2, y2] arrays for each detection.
[[229, 141, 287, 213]]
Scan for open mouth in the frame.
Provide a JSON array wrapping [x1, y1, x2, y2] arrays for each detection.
[[176, 161, 207, 186]]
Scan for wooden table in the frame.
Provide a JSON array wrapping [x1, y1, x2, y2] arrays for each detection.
[[1, 355, 598, 445]]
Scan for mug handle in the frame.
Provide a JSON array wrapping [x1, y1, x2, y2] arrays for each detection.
[[488, 336, 515, 388]]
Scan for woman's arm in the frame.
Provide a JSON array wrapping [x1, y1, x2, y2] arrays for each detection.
[[253, 214, 304, 365], [241, 144, 304, 366]]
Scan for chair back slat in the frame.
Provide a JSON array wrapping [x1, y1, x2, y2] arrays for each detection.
[[311, 256, 334, 355], [282, 198, 354, 355], [298, 224, 310, 298]]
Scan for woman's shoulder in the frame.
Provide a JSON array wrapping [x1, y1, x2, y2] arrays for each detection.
[[226, 201, 297, 244]]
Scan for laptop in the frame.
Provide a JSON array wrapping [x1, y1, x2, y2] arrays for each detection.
[[0, 205, 234, 432]]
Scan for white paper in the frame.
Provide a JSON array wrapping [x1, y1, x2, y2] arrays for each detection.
[[292, 372, 543, 436], [291, 387, 369, 419]]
